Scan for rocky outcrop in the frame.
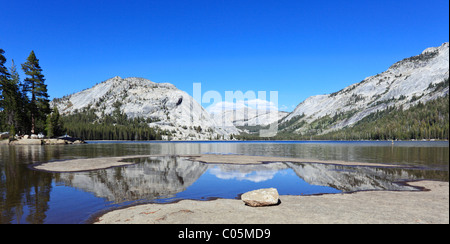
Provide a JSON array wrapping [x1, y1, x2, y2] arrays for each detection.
[[241, 188, 280, 207]]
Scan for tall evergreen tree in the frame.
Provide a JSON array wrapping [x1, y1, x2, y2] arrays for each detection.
[[46, 106, 64, 138], [8, 60, 29, 134], [21, 50, 50, 134], [0, 49, 9, 80], [0, 48, 11, 132], [0, 49, 25, 135]]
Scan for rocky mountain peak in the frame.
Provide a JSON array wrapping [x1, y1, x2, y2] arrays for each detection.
[[280, 42, 449, 135], [52, 76, 237, 140]]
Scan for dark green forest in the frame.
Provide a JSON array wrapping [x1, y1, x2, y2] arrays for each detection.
[[319, 95, 449, 140], [60, 104, 167, 140]]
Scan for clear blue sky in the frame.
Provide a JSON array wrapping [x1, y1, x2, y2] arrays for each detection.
[[1, 0, 448, 111]]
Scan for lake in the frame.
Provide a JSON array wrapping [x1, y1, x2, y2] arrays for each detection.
[[0, 141, 448, 224]]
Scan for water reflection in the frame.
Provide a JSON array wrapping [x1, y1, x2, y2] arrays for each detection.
[[287, 163, 419, 192], [1, 141, 448, 224], [57, 156, 208, 203], [56, 156, 443, 206], [208, 163, 287, 182]]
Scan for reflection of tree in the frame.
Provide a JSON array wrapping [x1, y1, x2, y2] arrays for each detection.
[[1, 146, 54, 224], [25, 176, 52, 224]]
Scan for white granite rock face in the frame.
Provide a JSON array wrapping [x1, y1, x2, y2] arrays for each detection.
[[52, 77, 238, 140], [281, 42, 449, 134]]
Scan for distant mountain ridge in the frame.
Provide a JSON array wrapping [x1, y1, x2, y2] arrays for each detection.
[[211, 107, 288, 127], [279, 42, 449, 136], [52, 42, 449, 140]]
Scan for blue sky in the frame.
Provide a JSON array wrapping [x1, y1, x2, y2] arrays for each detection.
[[1, 0, 448, 112]]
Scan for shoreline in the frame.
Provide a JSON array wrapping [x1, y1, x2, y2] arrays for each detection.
[[86, 139, 449, 143], [94, 180, 449, 224], [3, 138, 447, 146], [2, 137, 85, 145]]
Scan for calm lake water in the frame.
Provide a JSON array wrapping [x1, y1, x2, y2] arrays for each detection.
[[0, 141, 448, 224]]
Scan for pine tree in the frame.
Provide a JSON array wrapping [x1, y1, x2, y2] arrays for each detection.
[[0, 48, 11, 132], [46, 106, 64, 138], [0, 49, 24, 135], [0, 49, 9, 80], [9, 59, 29, 134], [21, 50, 50, 134]]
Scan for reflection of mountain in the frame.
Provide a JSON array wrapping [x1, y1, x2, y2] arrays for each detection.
[[208, 163, 287, 182], [57, 156, 424, 205], [286, 162, 419, 192], [57, 156, 208, 203], [205, 162, 421, 192]]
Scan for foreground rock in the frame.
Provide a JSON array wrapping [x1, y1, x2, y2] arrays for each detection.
[[94, 181, 449, 224], [241, 188, 280, 207]]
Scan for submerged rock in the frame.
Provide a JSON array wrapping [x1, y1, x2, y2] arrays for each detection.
[[241, 188, 280, 207]]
